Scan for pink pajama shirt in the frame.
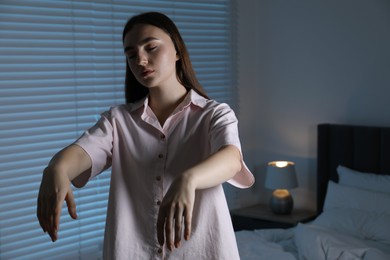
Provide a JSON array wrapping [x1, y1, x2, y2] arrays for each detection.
[[72, 90, 254, 259]]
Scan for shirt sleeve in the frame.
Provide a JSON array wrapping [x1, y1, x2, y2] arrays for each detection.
[[209, 103, 255, 188], [71, 110, 113, 188]]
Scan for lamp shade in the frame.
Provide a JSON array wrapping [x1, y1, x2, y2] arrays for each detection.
[[265, 161, 298, 189]]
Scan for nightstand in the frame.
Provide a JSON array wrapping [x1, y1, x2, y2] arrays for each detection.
[[231, 204, 316, 231]]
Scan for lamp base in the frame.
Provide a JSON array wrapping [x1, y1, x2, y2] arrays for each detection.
[[269, 189, 294, 215]]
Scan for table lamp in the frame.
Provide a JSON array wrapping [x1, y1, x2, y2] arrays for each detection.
[[265, 161, 298, 215]]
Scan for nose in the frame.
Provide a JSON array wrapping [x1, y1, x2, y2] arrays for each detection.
[[136, 52, 148, 66]]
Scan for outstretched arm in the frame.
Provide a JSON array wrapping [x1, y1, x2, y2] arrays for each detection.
[[156, 145, 241, 251], [37, 144, 92, 242]]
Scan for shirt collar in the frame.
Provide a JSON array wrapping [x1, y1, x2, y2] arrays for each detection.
[[180, 89, 208, 109], [128, 89, 208, 113]]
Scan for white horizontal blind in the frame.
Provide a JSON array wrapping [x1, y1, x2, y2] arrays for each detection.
[[0, 0, 236, 259]]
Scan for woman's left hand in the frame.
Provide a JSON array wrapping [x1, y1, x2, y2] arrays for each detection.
[[157, 173, 195, 251], [156, 145, 242, 251]]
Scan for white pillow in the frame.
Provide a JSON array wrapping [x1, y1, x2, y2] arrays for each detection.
[[337, 165, 390, 194], [324, 181, 390, 214], [313, 208, 390, 245]]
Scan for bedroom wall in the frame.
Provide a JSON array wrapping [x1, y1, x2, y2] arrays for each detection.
[[232, 0, 390, 210]]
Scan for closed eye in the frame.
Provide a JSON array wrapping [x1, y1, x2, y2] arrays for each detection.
[[126, 53, 136, 59], [146, 46, 157, 52]]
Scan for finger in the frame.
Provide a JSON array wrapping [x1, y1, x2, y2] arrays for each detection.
[[37, 196, 46, 233], [51, 195, 64, 242], [37, 169, 53, 238], [38, 199, 50, 234], [49, 210, 57, 242], [184, 205, 193, 241], [65, 188, 77, 220], [157, 207, 166, 246], [45, 195, 57, 242], [174, 206, 183, 248], [165, 205, 175, 251], [37, 181, 50, 234]]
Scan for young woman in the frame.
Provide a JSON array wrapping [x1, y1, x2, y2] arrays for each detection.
[[37, 12, 254, 259]]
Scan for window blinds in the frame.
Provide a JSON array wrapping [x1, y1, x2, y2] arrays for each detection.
[[0, 0, 236, 259]]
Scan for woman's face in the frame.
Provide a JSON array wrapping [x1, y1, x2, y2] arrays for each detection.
[[124, 24, 179, 89]]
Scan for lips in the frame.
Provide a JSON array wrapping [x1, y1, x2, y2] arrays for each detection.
[[141, 69, 154, 78]]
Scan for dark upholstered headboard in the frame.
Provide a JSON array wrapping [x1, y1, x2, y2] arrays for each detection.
[[316, 124, 390, 214]]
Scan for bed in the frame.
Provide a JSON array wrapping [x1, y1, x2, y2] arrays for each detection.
[[235, 123, 390, 260]]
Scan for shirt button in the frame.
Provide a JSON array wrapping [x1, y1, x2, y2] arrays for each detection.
[[157, 248, 163, 254], [160, 134, 165, 140], [156, 176, 161, 181], [157, 200, 161, 205], [158, 153, 164, 159]]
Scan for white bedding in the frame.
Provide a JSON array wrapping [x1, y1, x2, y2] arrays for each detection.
[[294, 223, 390, 260], [236, 169, 390, 259], [235, 228, 297, 260], [236, 224, 390, 260]]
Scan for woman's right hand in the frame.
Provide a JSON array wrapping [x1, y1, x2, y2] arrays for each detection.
[[36, 166, 78, 242]]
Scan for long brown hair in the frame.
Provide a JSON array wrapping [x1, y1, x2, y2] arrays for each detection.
[[122, 12, 209, 103]]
